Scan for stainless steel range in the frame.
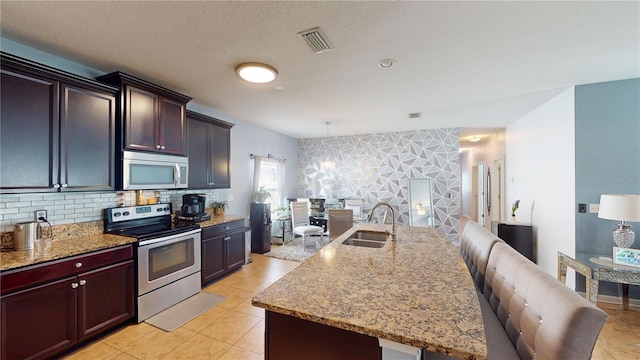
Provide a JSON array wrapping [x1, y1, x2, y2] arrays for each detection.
[[104, 203, 202, 322]]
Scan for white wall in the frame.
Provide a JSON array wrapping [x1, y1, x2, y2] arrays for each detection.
[[505, 87, 575, 288]]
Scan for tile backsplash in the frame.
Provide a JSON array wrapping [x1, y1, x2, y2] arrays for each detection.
[[0, 189, 220, 233]]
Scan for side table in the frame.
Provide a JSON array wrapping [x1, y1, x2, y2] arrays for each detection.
[[557, 251, 640, 310], [272, 217, 292, 244]]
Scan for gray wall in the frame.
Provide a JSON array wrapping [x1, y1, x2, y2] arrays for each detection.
[[298, 128, 461, 242], [575, 78, 640, 297]]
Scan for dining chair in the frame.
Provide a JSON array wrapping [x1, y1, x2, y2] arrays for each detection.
[[290, 201, 324, 249], [327, 209, 353, 240], [344, 199, 364, 221]]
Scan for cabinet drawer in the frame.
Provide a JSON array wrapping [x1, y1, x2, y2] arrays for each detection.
[[1, 244, 133, 294], [202, 220, 245, 239]]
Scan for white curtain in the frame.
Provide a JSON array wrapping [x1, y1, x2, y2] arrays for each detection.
[[250, 155, 262, 196], [276, 158, 286, 208]]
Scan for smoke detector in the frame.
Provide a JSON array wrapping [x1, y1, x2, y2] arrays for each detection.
[[298, 27, 334, 54]]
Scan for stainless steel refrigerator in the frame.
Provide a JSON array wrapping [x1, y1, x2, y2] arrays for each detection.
[[250, 203, 271, 253]]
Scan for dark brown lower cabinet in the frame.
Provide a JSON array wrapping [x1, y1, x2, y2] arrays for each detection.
[[0, 245, 134, 360], [1, 277, 76, 360], [201, 220, 246, 285], [265, 311, 382, 360]]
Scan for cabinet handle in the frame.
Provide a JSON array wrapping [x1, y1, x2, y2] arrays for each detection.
[[53, 184, 60, 189], [155, 144, 162, 149], [160, 145, 166, 150], [71, 282, 79, 289], [61, 184, 68, 188], [79, 280, 87, 286], [75, 262, 83, 268], [224, 236, 231, 241]]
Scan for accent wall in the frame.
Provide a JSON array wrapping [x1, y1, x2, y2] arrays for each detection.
[[575, 78, 640, 299], [298, 128, 461, 242]]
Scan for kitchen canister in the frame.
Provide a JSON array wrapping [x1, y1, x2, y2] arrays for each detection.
[[14, 222, 42, 250]]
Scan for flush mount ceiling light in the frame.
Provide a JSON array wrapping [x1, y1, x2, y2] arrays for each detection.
[[235, 62, 278, 84], [468, 136, 482, 142]]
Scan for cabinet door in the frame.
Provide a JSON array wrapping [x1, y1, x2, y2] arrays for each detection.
[[187, 117, 211, 189], [211, 124, 231, 188], [201, 236, 226, 285], [159, 97, 186, 155], [77, 260, 134, 341], [125, 85, 158, 152], [226, 232, 245, 271], [60, 83, 116, 191], [0, 69, 59, 193], [1, 276, 76, 360]]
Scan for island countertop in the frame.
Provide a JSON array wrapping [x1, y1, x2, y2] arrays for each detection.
[[251, 224, 487, 360]]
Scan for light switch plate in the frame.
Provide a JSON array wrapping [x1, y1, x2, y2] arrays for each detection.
[[589, 204, 600, 213]]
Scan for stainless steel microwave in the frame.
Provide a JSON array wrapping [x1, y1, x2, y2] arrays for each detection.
[[122, 151, 188, 190]]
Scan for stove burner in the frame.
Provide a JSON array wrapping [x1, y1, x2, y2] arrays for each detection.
[[104, 203, 200, 241]]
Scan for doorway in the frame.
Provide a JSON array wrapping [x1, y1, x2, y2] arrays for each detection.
[[476, 162, 485, 226], [493, 157, 505, 222]]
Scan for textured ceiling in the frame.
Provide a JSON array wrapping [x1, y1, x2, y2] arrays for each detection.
[[1, 1, 638, 139]]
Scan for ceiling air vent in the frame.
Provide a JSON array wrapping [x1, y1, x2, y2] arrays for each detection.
[[409, 112, 422, 119], [298, 27, 334, 54]]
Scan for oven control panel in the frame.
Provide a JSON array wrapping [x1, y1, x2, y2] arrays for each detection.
[[105, 203, 172, 223]]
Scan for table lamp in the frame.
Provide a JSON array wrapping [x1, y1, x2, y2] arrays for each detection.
[[598, 194, 640, 248]]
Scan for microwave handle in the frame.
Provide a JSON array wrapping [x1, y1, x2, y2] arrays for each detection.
[[174, 163, 181, 187]]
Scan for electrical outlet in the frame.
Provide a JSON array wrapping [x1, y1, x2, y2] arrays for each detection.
[[35, 210, 47, 222]]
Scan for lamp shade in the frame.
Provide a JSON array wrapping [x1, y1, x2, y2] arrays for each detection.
[[598, 194, 640, 222]]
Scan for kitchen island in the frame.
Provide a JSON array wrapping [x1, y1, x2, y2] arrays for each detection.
[[251, 223, 487, 360]]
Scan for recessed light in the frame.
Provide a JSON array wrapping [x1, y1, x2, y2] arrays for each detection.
[[377, 58, 397, 69], [468, 136, 481, 142], [235, 62, 278, 84]]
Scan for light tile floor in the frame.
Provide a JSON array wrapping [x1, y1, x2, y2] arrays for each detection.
[[63, 252, 639, 359]]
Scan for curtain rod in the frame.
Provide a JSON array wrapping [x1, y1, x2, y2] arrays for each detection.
[[249, 153, 286, 161]]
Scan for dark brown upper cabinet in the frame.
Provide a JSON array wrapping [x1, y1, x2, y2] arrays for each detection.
[[96, 72, 192, 156], [0, 52, 117, 193], [186, 110, 234, 189]]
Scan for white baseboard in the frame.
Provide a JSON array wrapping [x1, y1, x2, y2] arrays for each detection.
[[576, 291, 640, 309]]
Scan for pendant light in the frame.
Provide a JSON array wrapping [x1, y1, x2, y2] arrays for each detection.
[[320, 122, 336, 171]]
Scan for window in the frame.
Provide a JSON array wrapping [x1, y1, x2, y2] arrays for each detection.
[[258, 159, 281, 211]]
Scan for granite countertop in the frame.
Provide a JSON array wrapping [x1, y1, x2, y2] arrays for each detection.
[[1, 214, 246, 272], [197, 214, 245, 228], [0, 233, 136, 272], [251, 223, 488, 360]]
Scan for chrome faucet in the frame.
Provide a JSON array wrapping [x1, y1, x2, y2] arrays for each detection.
[[367, 202, 396, 240]]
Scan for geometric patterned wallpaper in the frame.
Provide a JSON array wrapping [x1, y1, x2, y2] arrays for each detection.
[[298, 128, 461, 242]]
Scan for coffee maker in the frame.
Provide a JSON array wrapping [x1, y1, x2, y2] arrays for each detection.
[[180, 194, 210, 222]]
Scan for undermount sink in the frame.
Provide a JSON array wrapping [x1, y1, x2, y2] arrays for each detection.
[[342, 230, 389, 248]]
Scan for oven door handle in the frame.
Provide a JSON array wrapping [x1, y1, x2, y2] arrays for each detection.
[[138, 228, 202, 246]]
